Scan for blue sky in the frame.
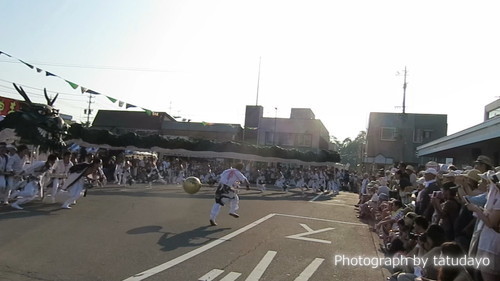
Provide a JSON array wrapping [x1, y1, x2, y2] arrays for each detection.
[[2, 0, 500, 141]]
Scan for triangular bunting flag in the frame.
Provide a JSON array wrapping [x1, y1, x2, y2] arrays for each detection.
[[81, 87, 88, 94], [126, 103, 137, 109], [45, 71, 56, 77], [107, 96, 117, 103], [19, 60, 34, 69], [65, 80, 78, 89], [87, 89, 100, 95], [144, 109, 152, 116], [36, 68, 43, 73], [118, 101, 124, 107], [0, 51, 12, 57]]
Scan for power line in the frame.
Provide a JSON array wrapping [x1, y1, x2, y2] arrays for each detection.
[[0, 59, 178, 73]]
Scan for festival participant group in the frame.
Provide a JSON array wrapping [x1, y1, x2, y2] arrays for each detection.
[[0, 142, 351, 212]]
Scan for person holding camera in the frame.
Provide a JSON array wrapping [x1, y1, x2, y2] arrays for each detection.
[[465, 171, 500, 281], [431, 182, 461, 241], [415, 168, 441, 222]]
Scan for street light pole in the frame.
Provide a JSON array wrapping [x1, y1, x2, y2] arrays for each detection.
[[273, 107, 277, 145]]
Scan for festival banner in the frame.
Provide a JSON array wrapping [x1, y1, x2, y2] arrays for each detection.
[[0, 96, 22, 116]]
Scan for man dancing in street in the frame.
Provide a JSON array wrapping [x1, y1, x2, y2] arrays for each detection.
[[60, 158, 101, 209], [10, 154, 57, 210], [209, 162, 250, 226]]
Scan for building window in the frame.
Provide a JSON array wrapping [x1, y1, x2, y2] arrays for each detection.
[[279, 133, 294, 146], [423, 130, 432, 139], [413, 129, 433, 143], [265, 131, 274, 145], [380, 127, 397, 141], [296, 134, 312, 147], [488, 107, 500, 119], [413, 129, 423, 143]]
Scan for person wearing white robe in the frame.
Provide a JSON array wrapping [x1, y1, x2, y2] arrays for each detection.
[[60, 158, 101, 209], [11, 154, 57, 210], [209, 163, 250, 226], [49, 152, 73, 203]]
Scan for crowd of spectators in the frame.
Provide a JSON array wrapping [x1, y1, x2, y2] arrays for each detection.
[[355, 156, 500, 281]]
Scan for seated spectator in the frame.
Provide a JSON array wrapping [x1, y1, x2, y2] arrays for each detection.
[[374, 199, 406, 243], [434, 242, 475, 281], [415, 168, 441, 222], [406, 215, 430, 257], [396, 224, 446, 281], [377, 177, 391, 198], [356, 181, 379, 219], [432, 182, 461, 241]]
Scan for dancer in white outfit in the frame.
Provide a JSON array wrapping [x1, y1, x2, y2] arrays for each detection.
[[3, 144, 29, 204], [49, 151, 73, 203], [209, 163, 250, 226], [11, 154, 57, 210], [60, 158, 101, 209]]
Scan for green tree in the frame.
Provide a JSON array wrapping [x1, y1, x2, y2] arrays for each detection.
[[332, 131, 366, 168]]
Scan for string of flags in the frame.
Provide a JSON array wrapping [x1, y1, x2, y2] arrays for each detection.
[[0, 50, 154, 116]]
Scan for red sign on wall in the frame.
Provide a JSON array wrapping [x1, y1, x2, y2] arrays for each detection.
[[0, 96, 22, 116]]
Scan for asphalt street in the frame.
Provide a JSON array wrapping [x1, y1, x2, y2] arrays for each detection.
[[0, 184, 388, 281]]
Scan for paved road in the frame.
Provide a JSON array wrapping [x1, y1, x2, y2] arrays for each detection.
[[0, 184, 388, 281]]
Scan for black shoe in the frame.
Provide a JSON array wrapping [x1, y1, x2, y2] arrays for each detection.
[[229, 213, 240, 218], [209, 219, 217, 226]]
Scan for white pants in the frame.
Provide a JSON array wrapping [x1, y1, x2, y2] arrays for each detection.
[[3, 176, 19, 202], [120, 171, 130, 185], [12, 181, 39, 206], [51, 178, 64, 199], [210, 193, 239, 221], [62, 182, 84, 208]]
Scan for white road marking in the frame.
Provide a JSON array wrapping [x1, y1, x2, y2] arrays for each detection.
[[123, 212, 365, 281], [308, 194, 322, 202], [299, 223, 314, 232], [123, 213, 276, 281], [294, 258, 324, 281], [244, 251, 277, 281], [220, 272, 242, 281], [198, 269, 224, 281], [286, 225, 335, 244], [275, 213, 367, 227]]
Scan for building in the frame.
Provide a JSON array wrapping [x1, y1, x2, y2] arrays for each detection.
[[161, 121, 242, 142], [92, 110, 242, 142], [416, 99, 500, 168], [243, 105, 330, 152], [92, 110, 175, 135], [364, 112, 447, 171]]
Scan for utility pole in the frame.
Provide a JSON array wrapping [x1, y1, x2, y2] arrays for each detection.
[[402, 66, 407, 114], [273, 107, 277, 145], [84, 94, 94, 127], [399, 66, 408, 163], [255, 56, 262, 106]]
